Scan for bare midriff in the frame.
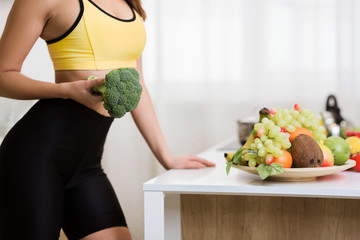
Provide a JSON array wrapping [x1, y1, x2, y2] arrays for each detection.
[[55, 69, 114, 117]]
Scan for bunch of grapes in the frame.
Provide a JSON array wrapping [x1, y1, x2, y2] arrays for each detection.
[[243, 104, 327, 167]]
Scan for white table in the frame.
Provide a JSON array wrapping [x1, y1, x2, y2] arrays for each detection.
[[143, 137, 360, 240]]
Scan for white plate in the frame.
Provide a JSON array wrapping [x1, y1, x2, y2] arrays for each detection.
[[231, 160, 356, 181]]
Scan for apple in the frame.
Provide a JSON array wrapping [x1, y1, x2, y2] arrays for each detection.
[[350, 153, 360, 172], [324, 136, 351, 165], [319, 144, 334, 167]]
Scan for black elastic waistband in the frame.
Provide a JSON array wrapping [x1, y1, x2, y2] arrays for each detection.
[[37, 98, 114, 124]]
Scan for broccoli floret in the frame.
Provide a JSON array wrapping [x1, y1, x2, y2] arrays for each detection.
[[91, 68, 143, 118]]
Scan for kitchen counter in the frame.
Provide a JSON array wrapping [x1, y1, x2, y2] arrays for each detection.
[[143, 136, 360, 240]]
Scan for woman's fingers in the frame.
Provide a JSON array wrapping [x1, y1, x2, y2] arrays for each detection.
[[188, 155, 216, 167], [184, 160, 206, 169], [168, 155, 216, 169], [88, 77, 105, 88], [61, 79, 105, 108], [89, 94, 103, 105]]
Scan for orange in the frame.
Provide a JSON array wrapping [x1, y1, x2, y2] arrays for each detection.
[[273, 150, 293, 168], [289, 127, 313, 142]]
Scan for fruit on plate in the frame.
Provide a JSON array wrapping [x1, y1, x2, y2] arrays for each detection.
[[273, 150, 292, 168], [319, 144, 334, 167], [225, 104, 331, 179], [324, 136, 351, 165], [291, 134, 324, 167], [345, 136, 360, 155], [350, 153, 360, 172]]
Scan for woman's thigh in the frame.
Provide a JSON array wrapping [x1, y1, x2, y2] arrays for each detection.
[[0, 161, 64, 239], [81, 226, 132, 240], [62, 174, 128, 240], [0, 99, 117, 239]]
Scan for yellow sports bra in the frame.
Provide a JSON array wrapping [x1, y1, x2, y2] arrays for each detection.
[[46, 0, 146, 70]]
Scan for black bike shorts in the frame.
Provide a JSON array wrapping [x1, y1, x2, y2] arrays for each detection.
[[0, 99, 127, 240]]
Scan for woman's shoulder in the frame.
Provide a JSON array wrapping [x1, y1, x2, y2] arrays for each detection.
[[12, 0, 59, 16], [12, 0, 75, 24], [14, 0, 59, 8]]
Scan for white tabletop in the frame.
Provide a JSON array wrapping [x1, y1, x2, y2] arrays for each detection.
[[143, 137, 360, 199]]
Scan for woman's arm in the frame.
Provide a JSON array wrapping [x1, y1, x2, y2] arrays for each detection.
[[0, 0, 103, 108], [131, 57, 216, 170]]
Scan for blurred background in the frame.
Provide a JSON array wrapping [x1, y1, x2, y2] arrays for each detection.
[[1, 0, 360, 239]]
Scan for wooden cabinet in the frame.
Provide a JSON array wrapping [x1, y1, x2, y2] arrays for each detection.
[[181, 195, 360, 240]]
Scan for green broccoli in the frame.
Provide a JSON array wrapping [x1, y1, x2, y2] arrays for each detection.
[[90, 68, 143, 118]]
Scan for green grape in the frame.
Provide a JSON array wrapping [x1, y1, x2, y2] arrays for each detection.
[[277, 120, 286, 127], [298, 115, 306, 124], [256, 143, 264, 149], [264, 139, 273, 147], [266, 145, 275, 153], [291, 110, 299, 117], [280, 112, 287, 120], [303, 120, 310, 128], [269, 127, 280, 138], [265, 120, 275, 129], [254, 123, 262, 131], [280, 139, 288, 146], [284, 114, 292, 123], [273, 148, 283, 158], [250, 143, 256, 149], [248, 158, 257, 167], [258, 147, 267, 157], [268, 129, 276, 138], [283, 141, 291, 149], [243, 153, 252, 161], [260, 135, 268, 142], [286, 124, 295, 132], [274, 141, 281, 149], [261, 117, 270, 124], [293, 120, 302, 127], [275, 133, 283, 142], [254, 138, 261, 145]]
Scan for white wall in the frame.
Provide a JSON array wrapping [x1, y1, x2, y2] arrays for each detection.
[[0, 0, 53, 142], [1, 0, 360, 239]]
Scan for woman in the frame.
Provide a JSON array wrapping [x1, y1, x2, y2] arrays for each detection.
[[0, 0, 215, 239]]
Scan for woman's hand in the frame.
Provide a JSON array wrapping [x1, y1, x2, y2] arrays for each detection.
[[60, 78, 104, 109], [166, 154, 216, 170]]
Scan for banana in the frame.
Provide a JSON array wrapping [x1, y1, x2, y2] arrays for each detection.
[[242, 132, 255, 149], [242, 108, 270, 150], [224, 152, 236, 162], [226, 108, 272, 174]]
